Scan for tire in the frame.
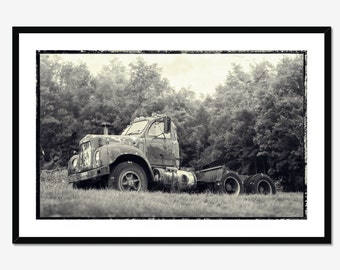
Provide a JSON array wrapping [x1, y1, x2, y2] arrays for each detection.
[[218, 171, 243, 196], [247, 174, 276, 195], [108, 161, 148, 192]]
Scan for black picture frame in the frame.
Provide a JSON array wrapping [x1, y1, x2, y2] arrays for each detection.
[[12, 26, 331, 244]]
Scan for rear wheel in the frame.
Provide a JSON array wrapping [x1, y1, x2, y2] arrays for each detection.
[[247, 174, 276, 195], [219, 172, 243, 196], [108, 161, 148, 192]]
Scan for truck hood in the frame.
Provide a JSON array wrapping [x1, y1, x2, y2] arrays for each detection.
[[79, 134, 139, 146]]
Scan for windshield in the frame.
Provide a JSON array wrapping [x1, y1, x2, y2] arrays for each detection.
[[121, 120, 148, 135]]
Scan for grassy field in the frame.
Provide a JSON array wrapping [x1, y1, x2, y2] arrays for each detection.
[[39, 169, 305, 218]]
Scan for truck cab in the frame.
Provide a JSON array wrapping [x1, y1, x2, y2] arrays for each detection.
[[121, 115, 180, 168]]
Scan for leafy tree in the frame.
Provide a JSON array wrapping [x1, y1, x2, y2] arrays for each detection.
[[127, 57, 174, 119], [88, 58, 129, 134], [40, 55, 96, 167], [199, 56, 305, 191], [254, 56, 305, 190]]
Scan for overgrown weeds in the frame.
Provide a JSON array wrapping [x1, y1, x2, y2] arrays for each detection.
[[39, 170, 305, 218]]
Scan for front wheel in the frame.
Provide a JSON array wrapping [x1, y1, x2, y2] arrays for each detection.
[[218, 172, 243, 196], [108, 161, 148, 192]]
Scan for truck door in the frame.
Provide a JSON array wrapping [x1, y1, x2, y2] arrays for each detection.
[[145, 120, 175, 167]]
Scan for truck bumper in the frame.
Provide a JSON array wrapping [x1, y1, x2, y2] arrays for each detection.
[[68, 165, 110, 183]]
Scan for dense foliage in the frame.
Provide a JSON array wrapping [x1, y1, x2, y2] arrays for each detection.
[[39, 54, 306, 191]]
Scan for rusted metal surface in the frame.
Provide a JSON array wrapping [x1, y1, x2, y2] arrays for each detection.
[[79, 141, 92, 170], [68, 165, 110, 183], [195, 166, 225, 183], [153, 167, 197, 192], [68, 133, 155, 182]]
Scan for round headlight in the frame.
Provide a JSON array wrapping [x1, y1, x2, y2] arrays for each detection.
[[95, 151, 100, 162], [72, 158, 78, 168]]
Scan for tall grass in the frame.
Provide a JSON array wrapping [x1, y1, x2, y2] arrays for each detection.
[[39, 170, 305, 218]]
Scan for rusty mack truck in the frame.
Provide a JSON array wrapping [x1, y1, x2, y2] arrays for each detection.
[[68, 113, 276, 195]]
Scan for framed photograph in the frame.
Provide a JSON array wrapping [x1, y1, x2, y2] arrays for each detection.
[[12, 26, 331, 244]]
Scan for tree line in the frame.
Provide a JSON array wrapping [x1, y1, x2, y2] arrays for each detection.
[[39, 54, 306, 191]]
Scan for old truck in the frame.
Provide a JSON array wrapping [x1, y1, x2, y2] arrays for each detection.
[[68, 114, 276, 195]]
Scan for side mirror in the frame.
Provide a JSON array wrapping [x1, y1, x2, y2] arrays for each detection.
[[164, 116, 171, 133]]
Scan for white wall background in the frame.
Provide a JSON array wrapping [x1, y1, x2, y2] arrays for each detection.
[[1, 0, 338, 269]]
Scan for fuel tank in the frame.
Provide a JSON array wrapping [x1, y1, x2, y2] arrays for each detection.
[[153, 167, 197, 192]]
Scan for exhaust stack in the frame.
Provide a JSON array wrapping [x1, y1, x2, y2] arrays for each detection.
[[101, 122, 111, 135]]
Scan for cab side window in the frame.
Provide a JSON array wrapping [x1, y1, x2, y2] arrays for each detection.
[[148, 121, 171, 138]]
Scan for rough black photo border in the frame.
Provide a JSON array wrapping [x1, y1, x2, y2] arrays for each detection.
[[12, 26, 332, 244], [36, 49, 307, 220]]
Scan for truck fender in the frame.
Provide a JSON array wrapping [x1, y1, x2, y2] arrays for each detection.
[[101, 144, 155, 183]]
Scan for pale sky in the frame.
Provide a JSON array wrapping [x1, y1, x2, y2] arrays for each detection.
[[56, 53, 296, 96]]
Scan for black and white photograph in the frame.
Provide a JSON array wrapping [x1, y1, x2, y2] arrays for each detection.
[[12, 27, 331, 244], [38, 51, 307, 219]]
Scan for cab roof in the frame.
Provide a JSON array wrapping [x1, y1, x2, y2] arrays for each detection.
[[131, 113, 167, 123]]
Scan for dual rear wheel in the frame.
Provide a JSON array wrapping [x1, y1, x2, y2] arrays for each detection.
[[218, 172, 276, 196], [244, 174, 276, 195]]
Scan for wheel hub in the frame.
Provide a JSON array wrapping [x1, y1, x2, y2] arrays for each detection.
[[257, 180, 272, 195], [226, 183, 233, 191], [121, 171, 140, 191]]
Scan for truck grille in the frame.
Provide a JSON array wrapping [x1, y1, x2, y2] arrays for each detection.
[[79, 141, 92, 170]]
